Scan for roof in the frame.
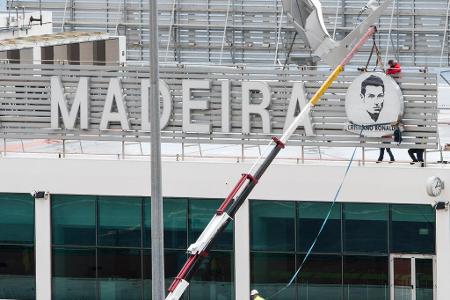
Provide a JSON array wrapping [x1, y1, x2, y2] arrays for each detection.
[[0, 31, 113, 51]]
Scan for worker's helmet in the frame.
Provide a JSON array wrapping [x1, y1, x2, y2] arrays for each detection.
[[251, 289, 259, 296]]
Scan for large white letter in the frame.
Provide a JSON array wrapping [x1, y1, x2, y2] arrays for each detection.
[[182, 80, 211, 133], [283, 82, 314, 136], [51, 76, 89, 129], [242, 81, 271, 134], [100, 78, 130, 130], [141, 79, 172, 131]]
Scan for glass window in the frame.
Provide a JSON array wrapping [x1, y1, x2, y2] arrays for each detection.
[[298, 202, 341, 254], [52, 195, 96, 246], [251, 252, 296, 300], [53, 247, 96, 278], [98, 248, 142, 300], [98, 196, 142, 247], [144, 198, 188, 249], [189, 199, 233, 250], [98, 248, 141, 279], [0, 193, 34, 244], [144, 197, 151, 248], [416, 258, 434, 300], [343, 204, 388, 254], [391, 205, 435, 253], [0, 245, 34, 276], [297, 255, 342, 300], [190, 251, 234, 300], [343, 255, 389, 300], [52, 247, 96, 300], [0, 245, 35, 300], [143, 250, 188, 300], [164, 198, 187, 249], [251, 200, 295, 252]]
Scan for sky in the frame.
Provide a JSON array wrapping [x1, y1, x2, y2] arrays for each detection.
[[0, 0, 5, 11]]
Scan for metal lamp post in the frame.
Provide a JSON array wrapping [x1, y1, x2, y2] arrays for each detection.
[[149, 0, 165, 299]]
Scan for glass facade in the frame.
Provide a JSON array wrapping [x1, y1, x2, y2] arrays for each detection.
[[0, 191, 434, 300], [344, 203, 388, 254], [0, 193, 35, 300], [391, 205, 435, 253], [250, 200, 436, 300], [51, 195, 234, 300]]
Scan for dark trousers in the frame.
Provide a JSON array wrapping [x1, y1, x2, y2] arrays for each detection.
[[408, 149, 424, 162], [378, 148, 394, 161]]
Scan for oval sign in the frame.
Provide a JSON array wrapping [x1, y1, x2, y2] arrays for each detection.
[[345, 72, 404, 137]]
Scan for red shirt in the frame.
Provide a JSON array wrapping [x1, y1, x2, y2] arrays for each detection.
[[386, 63, 401, 75]]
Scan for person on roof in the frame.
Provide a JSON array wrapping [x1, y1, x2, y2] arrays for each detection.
[[386, 59, 401, 80], [376, 59, 402, 163], [251, 289, 265, 300]]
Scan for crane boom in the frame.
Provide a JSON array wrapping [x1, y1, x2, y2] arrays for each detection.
[[165, 26, 377, 300]]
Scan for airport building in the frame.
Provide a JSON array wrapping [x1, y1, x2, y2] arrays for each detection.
[[0, 0, 449, 300]]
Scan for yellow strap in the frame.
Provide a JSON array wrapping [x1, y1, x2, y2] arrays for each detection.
[[309, 65, 344, 106]]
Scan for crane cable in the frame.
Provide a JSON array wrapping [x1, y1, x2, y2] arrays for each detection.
[[383, 0, 396, 64], [332, 0, 341, 39], [364, 35, 384, 72], [267, 138, 361, 299]]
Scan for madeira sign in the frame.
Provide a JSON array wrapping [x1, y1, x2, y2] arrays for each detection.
[[0, 65, 436, 148], [50, 77, 314, 136]]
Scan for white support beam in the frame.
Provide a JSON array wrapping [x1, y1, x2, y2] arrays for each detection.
[[234, 199, 250, 299], [35, 192, 52, 300], [436, 207, 450, 300]]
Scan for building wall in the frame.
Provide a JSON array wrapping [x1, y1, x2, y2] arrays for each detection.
[[0, 157, 446, 203], [0, 157, 448, 299]]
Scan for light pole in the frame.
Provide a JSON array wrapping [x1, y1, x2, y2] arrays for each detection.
[[149, 0, 165, 298]]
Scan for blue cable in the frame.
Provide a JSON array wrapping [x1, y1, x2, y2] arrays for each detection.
[[267, 144, 360, 299]]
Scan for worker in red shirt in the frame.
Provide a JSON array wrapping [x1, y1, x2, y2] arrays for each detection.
[[386, 59, 401, 80]]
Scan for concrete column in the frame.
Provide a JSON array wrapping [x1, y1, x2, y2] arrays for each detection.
[[19, 48, 33, 64], [234, 199, 250, 300], [79, 42, 94, 65], [35, 192, 52, 300], [118, 36, 127, 65], [435, 207, 450, 300], [105, 39, 119, 66], [32, 46, 42, 64], [54, 45, 68, 64]]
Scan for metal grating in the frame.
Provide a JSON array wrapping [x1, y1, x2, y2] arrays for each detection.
[[0, 63, 438, 149], [7, 0, 450, 67]]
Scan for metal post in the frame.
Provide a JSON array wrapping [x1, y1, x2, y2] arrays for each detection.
[[301, 145, 305, 164], [149, 0, 165, 298], [362, 146, 365, 166]]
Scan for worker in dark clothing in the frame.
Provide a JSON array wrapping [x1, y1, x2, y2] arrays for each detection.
[[408, 148, 425, 167], [377, 145, 395, 163], [408, 148, 424, 162], [377, 60, 402, 163]]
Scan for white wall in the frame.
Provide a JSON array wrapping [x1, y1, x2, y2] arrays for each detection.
[[2, 157, 449, 299], [0, 157, 447, 205]]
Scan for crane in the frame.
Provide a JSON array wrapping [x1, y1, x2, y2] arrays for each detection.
[[165, 1, 393, 299]]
